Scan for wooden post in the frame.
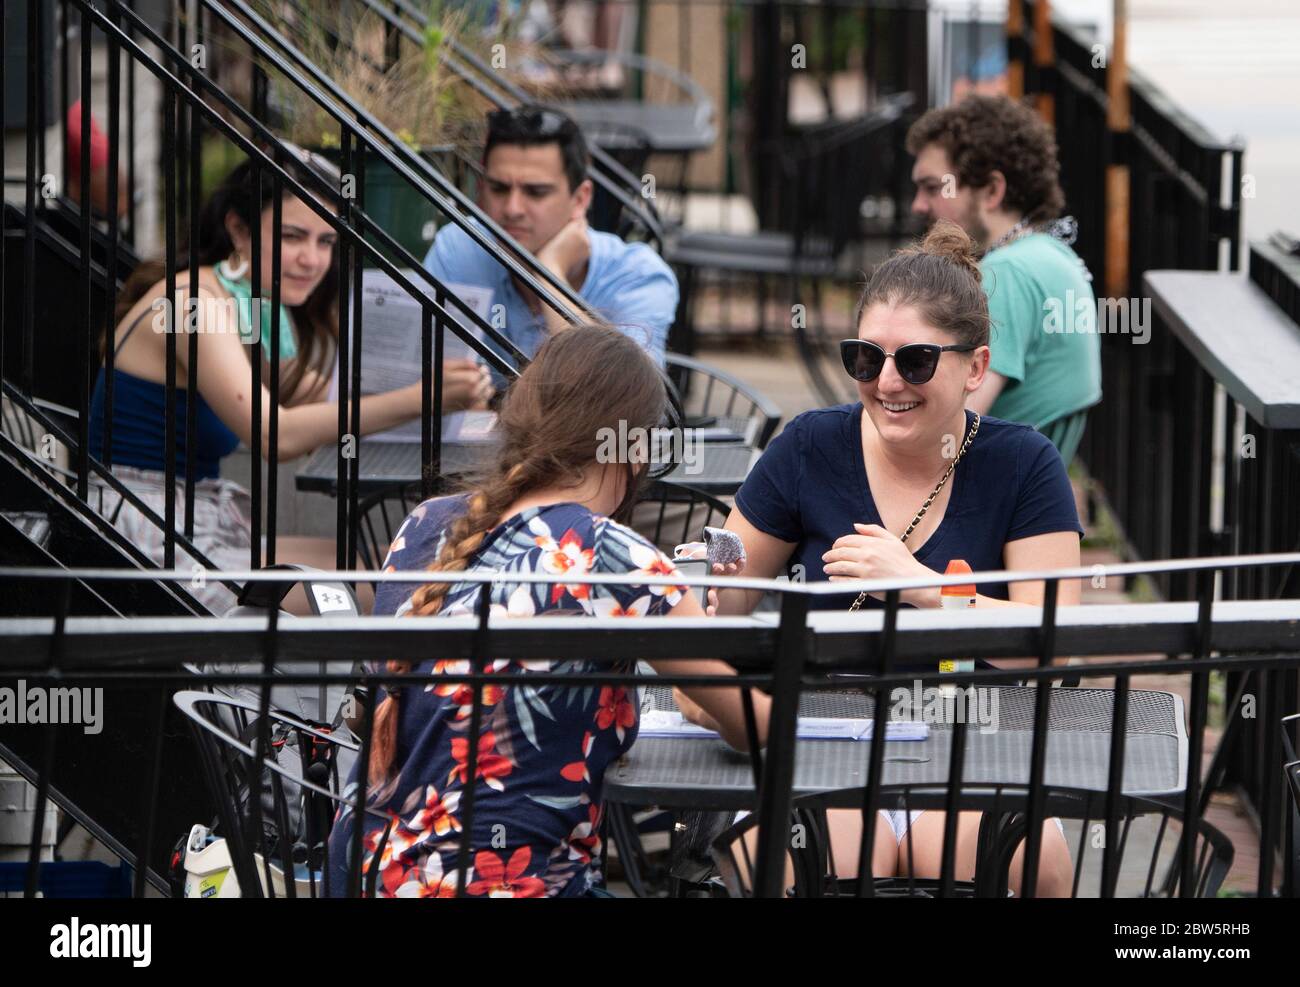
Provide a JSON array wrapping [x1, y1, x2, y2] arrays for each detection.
[[1105, 0, 1131, 298], [1007, 0, 1024, 99], [1032, 0, 1054, 124]]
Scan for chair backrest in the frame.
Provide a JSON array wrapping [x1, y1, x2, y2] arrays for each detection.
[[354, 481, 437, 572], [630, 480, 734, 558], [768, 93, 914, 252], [664, 353, 782, 450], [172, 689, 364, 899], [711, 783, 1235, 898], [1283, 714, 1300, 897]]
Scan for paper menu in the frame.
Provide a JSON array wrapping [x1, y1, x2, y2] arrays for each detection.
[[326, 272, 496, 443]]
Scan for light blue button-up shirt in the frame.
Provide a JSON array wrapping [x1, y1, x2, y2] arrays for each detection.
[[423, 222, 677, 367]]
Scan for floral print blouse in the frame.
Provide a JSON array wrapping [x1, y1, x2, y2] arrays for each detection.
[[326, 495, 684, 897]]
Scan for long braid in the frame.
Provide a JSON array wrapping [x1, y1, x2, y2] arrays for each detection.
[[367, 461, 535, 782], [363, 324, 668, 788]]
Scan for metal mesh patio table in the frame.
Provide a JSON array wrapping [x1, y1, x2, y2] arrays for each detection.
[[608, 686, 1188, 811]]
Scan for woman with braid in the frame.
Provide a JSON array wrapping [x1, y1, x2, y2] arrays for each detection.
[[326, 324, 770, 897]]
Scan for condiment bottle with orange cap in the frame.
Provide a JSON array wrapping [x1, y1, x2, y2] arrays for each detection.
[[938, 559, 976, 675]]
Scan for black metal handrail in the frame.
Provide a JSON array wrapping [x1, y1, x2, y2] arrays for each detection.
[[1019, 2, 1244, 295], [216, 0, 603, 326], [343, 0, 668, 247], [10, 0, 518, 581], [1, 550, 1298, 898]]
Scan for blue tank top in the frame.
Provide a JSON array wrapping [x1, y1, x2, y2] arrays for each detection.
[[86, 270, 297, 482], [88, 367, 240, 481]]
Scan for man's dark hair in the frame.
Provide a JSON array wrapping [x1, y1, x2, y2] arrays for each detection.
[[484, 106, 589, 193], [906, 95, 1066, 222]]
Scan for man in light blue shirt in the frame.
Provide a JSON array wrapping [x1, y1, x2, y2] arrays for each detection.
[[424, 106, 677, 366]]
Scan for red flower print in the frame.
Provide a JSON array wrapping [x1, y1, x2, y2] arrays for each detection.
[[628, 542, 685, 601], [407, 785, 462, 838], [567, 804, 602, 864], [560, 731, 595, 783], [444, 683, 506, 720], [362, 818, 411, 896], [393, 853, 462, 898], [587, 594, 654, 618], [430, 660, 506, 719], [544, 528, 595, 602], [466, 846, 546, 898], [595, 687, 636, 742], [448, 731, 513, 791], [393, 870, 460, 898]]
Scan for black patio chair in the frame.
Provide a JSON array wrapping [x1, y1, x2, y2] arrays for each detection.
[[172, 689, 363, 898], [664, 352, 782, 450], [354, 479, 451, 573], [711, 784, 1234, 899], [1283, 713, 1300, 897], [548, 47, 716, 230], [578, 118, 656, 241], [627, 479, 733, 558]]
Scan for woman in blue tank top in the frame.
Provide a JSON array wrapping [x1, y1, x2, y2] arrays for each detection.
[[90, 151, 494, 612], [704, 222, 1082, 896]]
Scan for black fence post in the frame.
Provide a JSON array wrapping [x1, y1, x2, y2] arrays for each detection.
[[752, 589, 808, 898]]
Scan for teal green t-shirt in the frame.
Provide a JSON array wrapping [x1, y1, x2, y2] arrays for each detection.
[[981, 233, 1101, 430]]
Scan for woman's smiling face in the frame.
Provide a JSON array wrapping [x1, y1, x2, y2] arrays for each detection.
[[225, 194, 337, 307], [855, 301, 988, 445]]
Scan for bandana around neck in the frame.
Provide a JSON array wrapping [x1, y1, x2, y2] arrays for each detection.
[[213, 264, 299, 360], [983, 215, 1091, 280]]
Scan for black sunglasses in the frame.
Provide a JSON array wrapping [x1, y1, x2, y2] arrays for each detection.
[[487, 107, 577, 140], [840, 339, 978, 386]]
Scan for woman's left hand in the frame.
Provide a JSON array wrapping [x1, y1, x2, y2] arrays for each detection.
[[822, 523, 936, 607]]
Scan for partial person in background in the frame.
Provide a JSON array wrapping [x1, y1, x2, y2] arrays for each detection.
[[907, 94, 1101, 463], [423, 105, 677, 366], [65, 100, 129, 221]]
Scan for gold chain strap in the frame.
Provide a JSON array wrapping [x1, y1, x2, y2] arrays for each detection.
[[847, 413, 980, 612]]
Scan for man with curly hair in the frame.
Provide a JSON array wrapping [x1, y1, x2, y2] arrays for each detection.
[[906, 95, 1101, 462]]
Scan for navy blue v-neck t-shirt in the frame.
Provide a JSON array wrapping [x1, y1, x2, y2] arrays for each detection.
[[734, 405, 1083, 610]]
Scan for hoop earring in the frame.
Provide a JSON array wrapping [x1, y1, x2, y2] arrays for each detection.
[[219, 251, 249, 280]]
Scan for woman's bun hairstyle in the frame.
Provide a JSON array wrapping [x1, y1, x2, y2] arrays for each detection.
[[853, 219, 991, 349], [916, 220, 982, 286]]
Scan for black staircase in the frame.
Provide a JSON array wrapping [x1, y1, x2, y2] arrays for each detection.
[[0, 0, 612, 888]]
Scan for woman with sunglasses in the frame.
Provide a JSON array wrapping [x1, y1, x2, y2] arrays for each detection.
[[708, 221, 1081, 895]]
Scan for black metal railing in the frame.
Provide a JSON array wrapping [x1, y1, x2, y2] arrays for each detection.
[[1, 552, 1298, 897], [1017, 5, 1246, 543], [335, 0, 669, 246], [1, 0, 632, 608], [1250, 238, 1300, 329], [391, 2, 929, 262]]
